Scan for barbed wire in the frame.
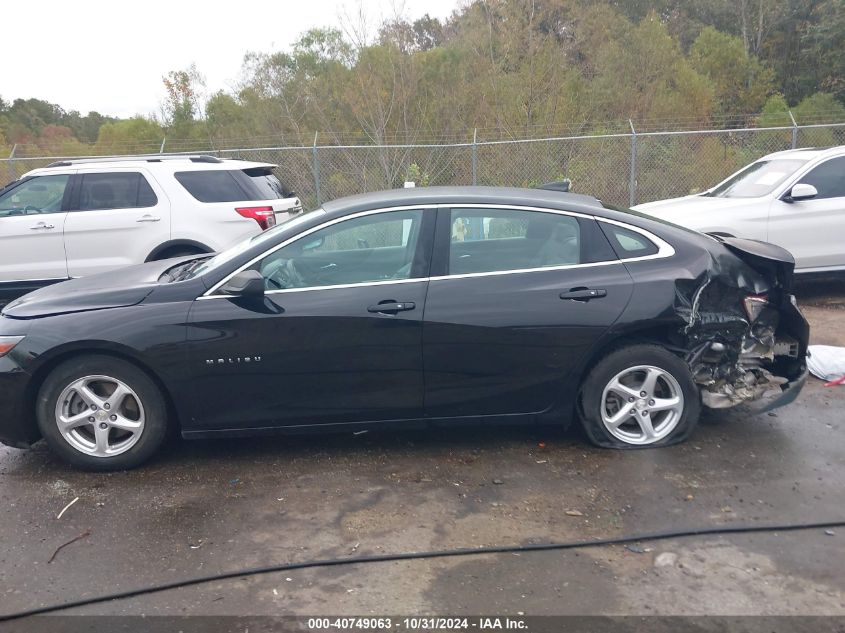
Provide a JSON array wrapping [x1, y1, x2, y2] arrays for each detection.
[[4, 110, 845, 158]]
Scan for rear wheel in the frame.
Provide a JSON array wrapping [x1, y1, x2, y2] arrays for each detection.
[[151, 246, 204, 261], [36, 356, 169, 470], [580, 345, 700, 448]]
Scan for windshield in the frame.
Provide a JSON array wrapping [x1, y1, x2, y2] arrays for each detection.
[[706, 159, 807, 198], [189, 210, 326, 278]]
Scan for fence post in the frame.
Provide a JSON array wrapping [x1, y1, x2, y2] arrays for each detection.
[[471, 128, 478, 185], [788, 111, 798, 149], [7, 144, 17, 184], [312, 131, 322, 206], [628, 120, 637, 208]]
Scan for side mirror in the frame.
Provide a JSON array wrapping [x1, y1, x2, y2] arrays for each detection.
[[219, 270, 265, 298], [785, 183, 818, 203]]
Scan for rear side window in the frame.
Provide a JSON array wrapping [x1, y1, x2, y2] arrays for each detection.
[[77, 173, 158, 211], [601, 224, 659, 258], [175, 171, 250, 203], [448, 208, 583, 275]]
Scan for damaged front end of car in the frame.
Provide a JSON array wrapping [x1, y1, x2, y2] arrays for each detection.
[[676, 236, 809, 412]]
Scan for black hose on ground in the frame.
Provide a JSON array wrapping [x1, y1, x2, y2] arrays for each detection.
[[2, 519, 843, 621]]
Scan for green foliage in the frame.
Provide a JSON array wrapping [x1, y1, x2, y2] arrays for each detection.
[[758, 94, 792, 127], [690, 27, 775, 115], [405, 163, 430, 186], [95, 118, 164, 153], [793, 93, 845, 123], [1, 0, 843, 157]]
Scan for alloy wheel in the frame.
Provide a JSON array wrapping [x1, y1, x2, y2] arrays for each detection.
[[600, 365, 685, 445], [55, 375, 145, 457]]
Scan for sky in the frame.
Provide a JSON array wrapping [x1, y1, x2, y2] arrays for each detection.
[[2, 0, 461, 119]]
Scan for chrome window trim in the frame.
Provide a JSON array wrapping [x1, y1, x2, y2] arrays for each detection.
[[198, 203, 675, 300]]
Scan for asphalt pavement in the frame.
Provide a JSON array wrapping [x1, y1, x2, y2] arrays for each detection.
[[0, 290, 843, 620]]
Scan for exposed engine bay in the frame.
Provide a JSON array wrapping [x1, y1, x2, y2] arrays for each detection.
[[674, 236, 808, 410]]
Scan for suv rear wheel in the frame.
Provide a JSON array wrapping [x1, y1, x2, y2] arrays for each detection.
[[36, 355, 169, 470]]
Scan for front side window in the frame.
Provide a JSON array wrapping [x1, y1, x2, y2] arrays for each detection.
[[798, 157, 845, 199], [0, 175, 69, 217], [707, 159, 808, 199], [258, 210, 424, 290], [448, 208, 582, 275], [77, 172, 158, 211]]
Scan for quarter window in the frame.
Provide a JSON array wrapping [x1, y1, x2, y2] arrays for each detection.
[[77, 173, 158, 211], [258, 210, 424, 290], [448, 208, 582, 275], [175, 170, 250, 203], [798, 157, 845, 199], [0, 175, 69, 217], [601, 224, 659, 258]]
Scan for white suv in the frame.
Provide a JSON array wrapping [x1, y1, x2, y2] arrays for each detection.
[[0, 155, 302, 302], [634, 145, 845, 273]]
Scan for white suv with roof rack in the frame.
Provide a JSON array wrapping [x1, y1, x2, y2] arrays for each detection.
[[0, 155, 302, 302]]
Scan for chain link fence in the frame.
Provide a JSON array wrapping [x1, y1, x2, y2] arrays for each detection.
[[3, 123, 844, 210]]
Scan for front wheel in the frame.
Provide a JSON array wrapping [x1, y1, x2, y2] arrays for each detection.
[[579, 345, 700, 448], [36, 355, 169, 470]]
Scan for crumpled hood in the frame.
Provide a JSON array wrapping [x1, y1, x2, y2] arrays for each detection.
[[1, 258, 192, 319], [634, 194, 753, 220]]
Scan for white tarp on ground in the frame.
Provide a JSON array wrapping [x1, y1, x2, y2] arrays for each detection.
[[807, 345, 845, 382]]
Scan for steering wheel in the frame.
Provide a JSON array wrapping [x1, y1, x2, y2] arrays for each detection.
[[266, 258, 305, 290], [24, 205, 42, 215]]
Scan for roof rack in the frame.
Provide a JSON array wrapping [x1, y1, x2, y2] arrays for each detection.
[[46, 155, 222, 168]]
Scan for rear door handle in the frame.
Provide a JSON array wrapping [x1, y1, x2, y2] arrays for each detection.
[[137, 215, 161, 223], [560, 288, 607, 301], [30, 222, 55, 230], [367, 301, 416, 314]]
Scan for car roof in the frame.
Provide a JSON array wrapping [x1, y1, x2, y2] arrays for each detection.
[[321, 186, 606, 217], [23, 155, 276, 177], [759, 145, 845, 162]]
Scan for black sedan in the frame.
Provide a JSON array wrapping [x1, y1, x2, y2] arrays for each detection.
[[0, 187, 809, 470]]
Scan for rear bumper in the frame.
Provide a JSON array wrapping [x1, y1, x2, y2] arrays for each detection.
[[746, 367, 808, 413]]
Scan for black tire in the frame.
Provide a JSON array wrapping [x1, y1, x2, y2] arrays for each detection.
[[579, 344, 700, 449], [36, 355, 169, 470]]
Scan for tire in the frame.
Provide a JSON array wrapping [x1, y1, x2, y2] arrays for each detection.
[[152, 248, 202, 261], [579, 344, 700, 449], [36, 355, 169, 470]]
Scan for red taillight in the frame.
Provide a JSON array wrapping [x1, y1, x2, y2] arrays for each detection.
[[743, 294, 769, 322], [236, 206, 276, 230]]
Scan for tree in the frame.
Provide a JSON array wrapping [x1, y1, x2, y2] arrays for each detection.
[[95, 117, 164, 153], [161, 64, 207, 142], [690, 27, 775, 116], [801, 0, 845, 101]]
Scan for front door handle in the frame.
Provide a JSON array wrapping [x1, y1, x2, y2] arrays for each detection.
[[367, 301, 416, 314], [30, 222, 55, 230], [560, 288, 607, 301], [137, 215, 161, 223]]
